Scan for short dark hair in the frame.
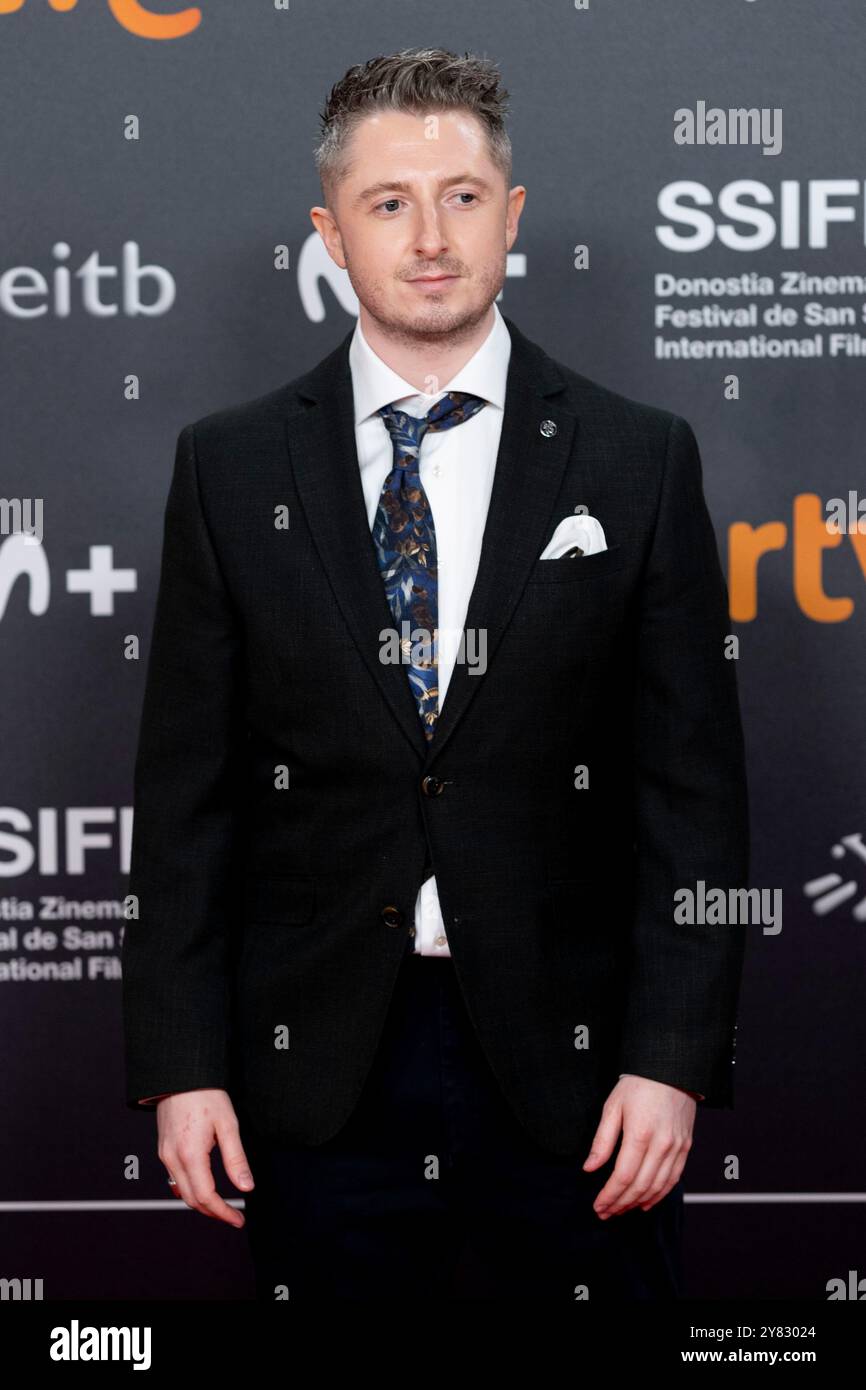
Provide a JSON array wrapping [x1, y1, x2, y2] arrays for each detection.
[[315, 47, 512, 205]]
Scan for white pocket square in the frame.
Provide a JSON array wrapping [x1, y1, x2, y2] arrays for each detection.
[[539, 514, 607, 560]]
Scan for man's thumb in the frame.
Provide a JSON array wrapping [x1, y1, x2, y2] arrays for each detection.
[[217, 1121, 255, 1191]]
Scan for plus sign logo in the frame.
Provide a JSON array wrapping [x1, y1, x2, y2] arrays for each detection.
[[0, 534, 136, 620], [67, 545, 136, 615]]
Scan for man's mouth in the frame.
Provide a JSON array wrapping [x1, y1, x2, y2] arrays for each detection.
[[408, 273, 459, 286]]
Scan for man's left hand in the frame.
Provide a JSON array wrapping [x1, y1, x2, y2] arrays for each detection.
[[582, 1075, 697, 1218]]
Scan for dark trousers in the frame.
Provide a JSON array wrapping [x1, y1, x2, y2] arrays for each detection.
[[240, 947, 684, 1301]]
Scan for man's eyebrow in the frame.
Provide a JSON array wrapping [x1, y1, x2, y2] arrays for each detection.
[[352, 173, 494, 207]]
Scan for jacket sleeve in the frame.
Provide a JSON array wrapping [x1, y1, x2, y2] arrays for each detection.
[[617, 414, 750, 1106], [122, 423, 244, 1109]]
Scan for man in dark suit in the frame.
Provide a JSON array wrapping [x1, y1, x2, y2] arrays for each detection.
[[122, 47, 749, 1301]]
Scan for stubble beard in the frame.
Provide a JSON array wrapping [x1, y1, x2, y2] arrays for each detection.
[[348, 255, 506, 350]]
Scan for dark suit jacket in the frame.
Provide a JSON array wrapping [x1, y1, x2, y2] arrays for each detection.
[[121, 313, 750, 1155]]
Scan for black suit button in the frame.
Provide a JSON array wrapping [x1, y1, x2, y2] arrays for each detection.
[[381, 904, 403, 928], [421, 774, 444, 796]]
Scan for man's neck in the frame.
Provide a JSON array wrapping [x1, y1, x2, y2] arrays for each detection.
[[358, 304, 496, 394]]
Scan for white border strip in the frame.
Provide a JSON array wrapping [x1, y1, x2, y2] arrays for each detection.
[[686, 1193, 866, 1204], [0, 1200, 246, 1211], [0, 1194, 865, 1211]]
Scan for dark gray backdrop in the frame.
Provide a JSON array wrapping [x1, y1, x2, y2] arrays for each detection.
[[1, 0, 863, 1300]]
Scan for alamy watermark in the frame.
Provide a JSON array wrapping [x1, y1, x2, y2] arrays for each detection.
[[675, 880, 782, 935], [0, 497, 43, 544], [674, 102, 782, 157], [378, 624, 487, 676]]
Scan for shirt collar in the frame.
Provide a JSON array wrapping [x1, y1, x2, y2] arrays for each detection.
[[349, 299, 511, 426]]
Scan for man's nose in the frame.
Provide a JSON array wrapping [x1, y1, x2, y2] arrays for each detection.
[[413, 205, 448, 260]]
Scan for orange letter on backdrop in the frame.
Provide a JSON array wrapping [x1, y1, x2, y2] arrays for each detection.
[[793, 493, 852, 622], [0, 1, 201, 36], [728, 520, 787, 623], [108, 0, 201, 39]]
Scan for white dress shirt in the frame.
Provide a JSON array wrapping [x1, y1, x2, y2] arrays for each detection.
[[349, 302, 511, 957]]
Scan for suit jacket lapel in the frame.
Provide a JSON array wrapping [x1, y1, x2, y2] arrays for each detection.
[[423, 319, 576, 768], [284, 314, 577, 765], [285, 329, 430, 759]]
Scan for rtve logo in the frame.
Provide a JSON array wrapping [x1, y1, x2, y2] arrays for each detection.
[[729, 494, 866, 622], [0, 0, 201, 40]]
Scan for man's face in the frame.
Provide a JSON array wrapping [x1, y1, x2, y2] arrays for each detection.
[[311, 108, 525, 342]]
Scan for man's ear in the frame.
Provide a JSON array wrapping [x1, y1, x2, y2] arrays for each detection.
[[505, 185, 526, 251], [310, 206, 347, 270]]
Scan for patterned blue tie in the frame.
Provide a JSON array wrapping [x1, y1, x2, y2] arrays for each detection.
[[373, 391, 488, 742]]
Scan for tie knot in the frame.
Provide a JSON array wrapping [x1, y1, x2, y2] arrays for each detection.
[[377, 390, 487, 457]]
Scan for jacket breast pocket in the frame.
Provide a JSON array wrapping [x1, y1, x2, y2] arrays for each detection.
[[243, 873, 316, 926], [526, 543, 624, 585]]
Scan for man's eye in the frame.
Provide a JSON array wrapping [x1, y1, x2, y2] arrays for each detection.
[[374, 192, 477, 213]]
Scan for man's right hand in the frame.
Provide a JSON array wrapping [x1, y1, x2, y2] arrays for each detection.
[[156, 1089, 254, 1228]]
